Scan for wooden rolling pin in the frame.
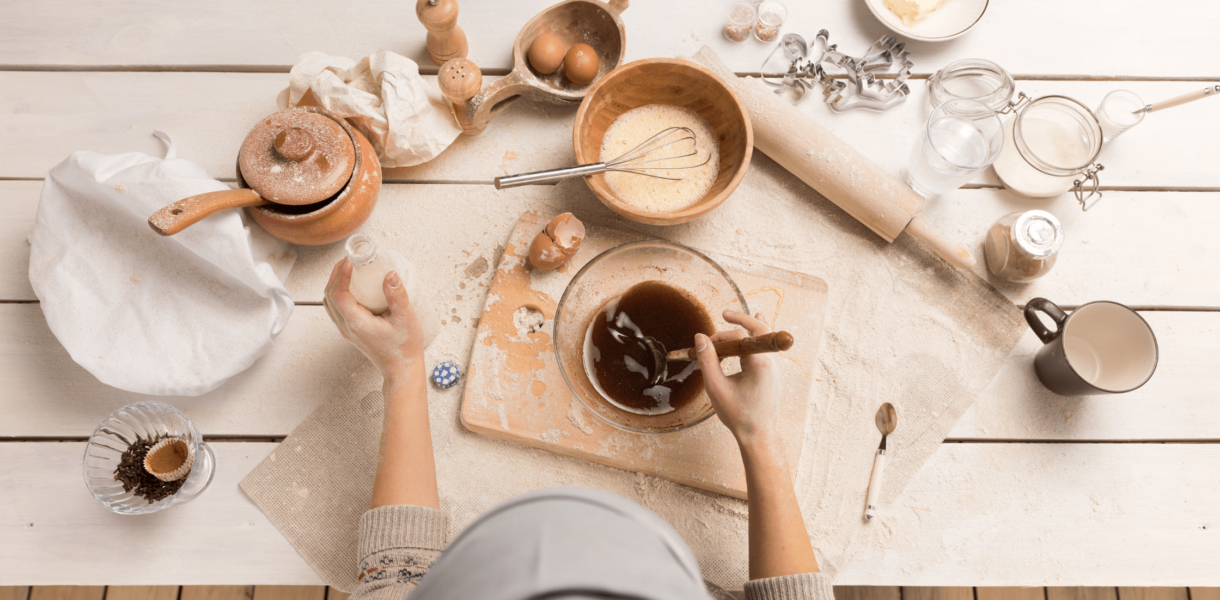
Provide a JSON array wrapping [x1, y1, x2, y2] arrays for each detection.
[[692, 47, 976, 271]]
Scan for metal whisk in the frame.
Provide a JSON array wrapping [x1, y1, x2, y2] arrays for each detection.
[[493, 126, 710, 189]]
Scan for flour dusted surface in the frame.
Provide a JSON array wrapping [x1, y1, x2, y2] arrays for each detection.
[[599, 104, 719, 213]]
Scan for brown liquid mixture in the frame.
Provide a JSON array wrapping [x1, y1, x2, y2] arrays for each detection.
[[583, 281, 715, 415]]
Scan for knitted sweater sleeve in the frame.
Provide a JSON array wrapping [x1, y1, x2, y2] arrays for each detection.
[[743, 572, 837, 600], [350, 505, 450, 600]]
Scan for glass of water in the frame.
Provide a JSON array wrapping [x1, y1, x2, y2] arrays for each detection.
[[908, 98, 1005, 197], [1095, 89, 1145, 142]]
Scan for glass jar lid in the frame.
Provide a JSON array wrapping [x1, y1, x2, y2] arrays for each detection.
[[1013, 210, 1064, 259], [928, 58, 1016, 115]]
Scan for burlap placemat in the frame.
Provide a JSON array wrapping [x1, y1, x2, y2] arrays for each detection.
[[240, 365, 383, 588], [241, 156, 1024, 591]]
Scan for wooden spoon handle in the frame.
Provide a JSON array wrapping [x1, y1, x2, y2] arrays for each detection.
[[668, 331, 794, 362], [148, 188, 268, 236]]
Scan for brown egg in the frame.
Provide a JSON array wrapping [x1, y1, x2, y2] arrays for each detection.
[[563, 43, 600, 86], [528, 213, 586, 270], [528, 33, 565, 75]]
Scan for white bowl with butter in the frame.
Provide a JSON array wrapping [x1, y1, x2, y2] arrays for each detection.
[[864, 0, 988, 42]]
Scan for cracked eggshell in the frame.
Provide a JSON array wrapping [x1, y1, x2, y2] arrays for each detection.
[[528, 213, 585, 270]]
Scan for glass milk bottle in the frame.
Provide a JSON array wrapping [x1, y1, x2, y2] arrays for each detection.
[[984, 210, 1064, 283], [344, 233, 439, 348]]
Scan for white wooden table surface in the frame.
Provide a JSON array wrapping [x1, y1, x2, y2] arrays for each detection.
[[2, 0, 1218, 587]]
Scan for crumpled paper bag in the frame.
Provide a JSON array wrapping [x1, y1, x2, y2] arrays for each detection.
[[278, 50, 462, 168], [28, 132, 295, 397]]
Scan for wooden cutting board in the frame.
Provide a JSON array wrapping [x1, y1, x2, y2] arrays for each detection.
[[460, 211, 828, 499]]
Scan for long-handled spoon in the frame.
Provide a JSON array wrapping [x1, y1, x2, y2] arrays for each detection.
[[1133, 84, 1220, 114], [864, 402, 898, 521], [641, 331, 795, 385]]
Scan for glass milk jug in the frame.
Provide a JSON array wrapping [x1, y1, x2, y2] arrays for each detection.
[[345, 233, 440, 348]]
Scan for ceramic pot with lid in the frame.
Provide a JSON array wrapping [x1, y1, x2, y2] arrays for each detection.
[[149, 106, 381, 246]]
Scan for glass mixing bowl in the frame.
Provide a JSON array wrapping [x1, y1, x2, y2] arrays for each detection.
[[554, 240, 749, 433], [83, 400, 215, 515]]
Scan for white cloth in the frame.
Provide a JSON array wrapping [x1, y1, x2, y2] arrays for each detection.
[[28, 132, 295, 397], [278, 50, 462, 168]]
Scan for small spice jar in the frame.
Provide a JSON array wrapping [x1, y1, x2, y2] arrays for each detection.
[[724, 1, 757, 42], [754, 1, 787, 42], [984, 210, 1064, 283]]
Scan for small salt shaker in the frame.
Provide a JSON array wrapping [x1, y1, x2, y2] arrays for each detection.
[[984, 210, 1065, 283], [724, 1, 757, 42], [754, 1, 787, 42]]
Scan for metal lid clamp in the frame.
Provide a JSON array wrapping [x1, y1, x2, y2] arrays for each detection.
[[1074, 164, 1105, 211]]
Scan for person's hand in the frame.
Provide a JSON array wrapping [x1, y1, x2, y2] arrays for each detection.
[[694, 310, 783, 449], [323, 259, 424, 380]]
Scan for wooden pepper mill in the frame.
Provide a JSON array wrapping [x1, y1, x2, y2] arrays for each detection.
[[416, 0, 468, 66], [438, 58, 484, 135]]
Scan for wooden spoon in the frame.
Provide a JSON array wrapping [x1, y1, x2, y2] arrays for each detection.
[[642, 331, 794, 385], [865, 402, 898, 521]]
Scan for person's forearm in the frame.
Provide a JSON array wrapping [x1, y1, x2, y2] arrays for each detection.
[[740, 436, 819, 579], [370, 362, 440, 509]]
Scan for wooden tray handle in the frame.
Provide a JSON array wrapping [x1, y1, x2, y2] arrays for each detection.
[[148, 188, 268, 236], [606, 0, 629, 15]]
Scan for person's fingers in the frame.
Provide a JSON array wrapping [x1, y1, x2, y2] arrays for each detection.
[[740, 351, 776, 374], [383, 271, 416, 327], [709, 328, 748, 343], [327, 261, 359, 310], [325, 259, 344, 301], [694, 333, 732, 400], [329, 261, 380, 330], [723, 310, 770, 336], [323, 296, 338, 326]]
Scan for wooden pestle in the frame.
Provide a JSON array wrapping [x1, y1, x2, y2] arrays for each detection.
[[416, 0, 468, 66], [692, 47, 977, 271], [438, 58, 484, 135]]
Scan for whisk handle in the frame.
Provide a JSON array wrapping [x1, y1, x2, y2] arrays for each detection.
[[494, 163, 608, 189]]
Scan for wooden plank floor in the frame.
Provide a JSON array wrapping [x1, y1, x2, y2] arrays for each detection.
[[4, 586, 1218, 600]]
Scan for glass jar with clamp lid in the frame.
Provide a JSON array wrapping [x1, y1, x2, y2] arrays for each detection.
[[929, 59, 1106, 211]]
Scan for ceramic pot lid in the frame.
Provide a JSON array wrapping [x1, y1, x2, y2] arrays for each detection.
[[238, 108, 356, 205]]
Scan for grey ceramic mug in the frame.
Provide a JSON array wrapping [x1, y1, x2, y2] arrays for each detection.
[[1024, 298, 1158, 395]]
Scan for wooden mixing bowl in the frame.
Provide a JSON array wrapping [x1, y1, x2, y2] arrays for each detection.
[[573, 58, 753, 226]]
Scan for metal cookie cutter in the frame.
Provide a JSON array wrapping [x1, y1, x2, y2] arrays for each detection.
[[761, 30, 913, 112]]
